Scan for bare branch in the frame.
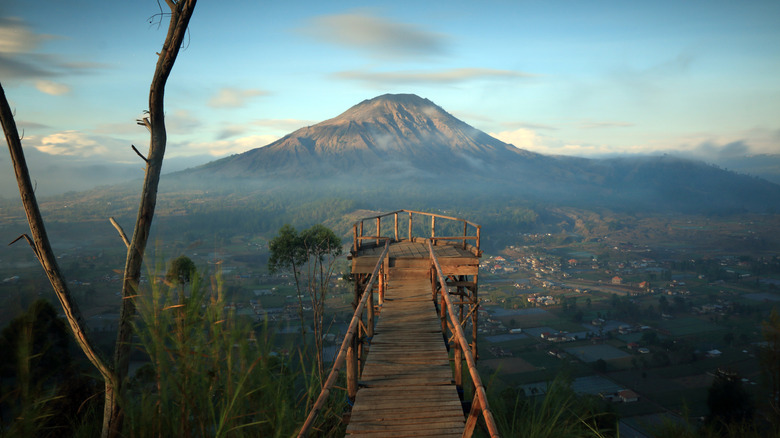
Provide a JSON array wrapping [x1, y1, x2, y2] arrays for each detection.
[[131, 144, 149, 163], [8, 233, 40, 259], [109, 217, 131, 249]]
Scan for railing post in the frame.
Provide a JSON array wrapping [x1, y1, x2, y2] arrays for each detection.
[[431, 215, 436, 244], [408, 211, 413, 241], [346, 339, 357, 404], [394, 212, 399, 242], [463, 221, 468, 250], [353, 223, 358, 253], [454, 343, 463, 409], [472, 274, 479, 360], [378, 263, 385, 306], [476, 226, 481, 253], [359, 221, 364, 250], [376, 217, 380, 246], [367, 283, 374, 338], [440, 291, 447, 338]]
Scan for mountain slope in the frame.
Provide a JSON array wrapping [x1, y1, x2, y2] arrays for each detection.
[[192, 93, 543, 178], [179, 94, 780, 213]]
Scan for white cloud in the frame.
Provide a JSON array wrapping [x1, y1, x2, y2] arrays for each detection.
[[208, 88, 268, 108], [35, 80, 69, 95], [33, 130, 113, 157], [303, 12, 448, 59], [491, 128, 543, 150], [334, 68, 534, 87]]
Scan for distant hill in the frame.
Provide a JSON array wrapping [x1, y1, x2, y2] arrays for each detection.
[[178, 94, 780, 214]]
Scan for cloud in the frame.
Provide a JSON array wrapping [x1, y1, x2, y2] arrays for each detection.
[[35, 80, 69, 95], [32, 130, 116, 158], [0, 17, 102, 82], [500, 121, 558, 131], [216, 125, 246, 140], [491, 128, 544, 151], [579, 120, 634, 129], [0, 16, 47, 53], [492, 127, 613, 157], [208, 88, 268, 108], [171, 134, 279, 157], [302, 12, 448, 59], [334, 68, 534, 87], [16, 120, 51, 131]]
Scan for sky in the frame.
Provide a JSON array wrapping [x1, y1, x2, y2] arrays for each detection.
[[1, 0, 779, 195]]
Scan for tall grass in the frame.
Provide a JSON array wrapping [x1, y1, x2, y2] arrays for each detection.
[[123, 268, 326, 437], [489, 374, 617, 438]]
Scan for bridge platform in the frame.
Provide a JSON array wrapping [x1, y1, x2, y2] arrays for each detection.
[[351, 240, 480, 277], [345, 273, 465, 437]]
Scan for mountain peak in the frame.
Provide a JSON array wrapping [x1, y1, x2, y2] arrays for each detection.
[[331, 93, 452, 126]]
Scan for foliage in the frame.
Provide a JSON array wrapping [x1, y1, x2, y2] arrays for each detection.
[[268, 224, 342, 386], [706, 369, 754, 430], [760, 307, 780, 426], [490, 374, 617, 437], [0, 300, 100, 437], [165, 255, 197, 285], [125, 268, 316, 437]]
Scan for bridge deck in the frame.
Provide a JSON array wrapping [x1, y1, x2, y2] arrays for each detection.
[[351, 241, 479, 276], [345, 273, 465, 437]]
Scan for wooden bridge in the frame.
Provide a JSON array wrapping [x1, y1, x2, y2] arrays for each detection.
[[299, 210, 499, 437]]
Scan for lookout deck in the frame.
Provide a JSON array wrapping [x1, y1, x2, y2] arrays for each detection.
[[298, 210, 498, 438], [351, 239, 480, 277]]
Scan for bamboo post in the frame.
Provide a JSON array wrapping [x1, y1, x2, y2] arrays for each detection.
[[454, 342, 463, 390], [463, 221, 468, 249], [408, 211, 413, 241], [359, 221, 364, 250], [394, 212, 399, 242], [472, 273, 479, 359], [431, 215, 436, 244], [346, 340, 357, 403], [378, 263, 385, 306], [440, 292, 447, 338], [476, 226, 481, 253], [353, 223, 358, 253], [367, 284, 374, 338], [376, 217, 380, 246]]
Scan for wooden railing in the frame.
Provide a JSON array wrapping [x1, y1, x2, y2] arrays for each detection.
[[352, 209, 481, 255], [428, 239, 499, 438], [297, 241, 390, 438]]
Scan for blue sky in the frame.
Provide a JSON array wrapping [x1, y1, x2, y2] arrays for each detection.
[[1, 1, 779, 194]]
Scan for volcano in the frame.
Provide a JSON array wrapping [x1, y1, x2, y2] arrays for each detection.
[[181, 94, 780, 213]]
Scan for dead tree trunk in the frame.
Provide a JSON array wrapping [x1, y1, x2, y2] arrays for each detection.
[[0, 83, 119, 434], [110, 1, 197, 436]]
